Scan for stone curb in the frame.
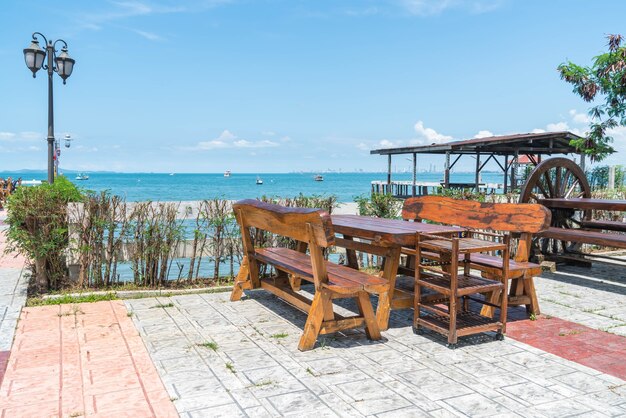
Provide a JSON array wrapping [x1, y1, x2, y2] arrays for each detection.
[[40, 285, 233, 301]]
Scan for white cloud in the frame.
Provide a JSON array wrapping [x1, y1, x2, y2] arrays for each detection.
[[474, 130, 493, 139], [132, 29, 163, 41], [0, 131, 41, 142], [399, 0, 503, 16], [569, 109, 590, 124], [531, 128, 546, 134], [356, 142, 370, 151], [379, 139, 396, 148], [193, 130, 278, 150], [546, 121, 569, 132], [414, 121, 453, 144]]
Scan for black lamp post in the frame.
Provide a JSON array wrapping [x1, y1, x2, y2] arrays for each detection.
[[23, 32, 75, 184]]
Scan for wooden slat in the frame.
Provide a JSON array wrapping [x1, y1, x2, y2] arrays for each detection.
[[580, 220, 626, 233], [260, 280, 312, 313], [419, 238, 506, 254], [319, 317, 366, 334], [332, 214, 464, 246], [256, 247, 389, 293], [417, 272, 503, 296], [334, 237, 393, 257], [403, 196, 551, 233], [538, 227, 626, 249], [539, 198, 626, 211], [234, 199, 335, 246]]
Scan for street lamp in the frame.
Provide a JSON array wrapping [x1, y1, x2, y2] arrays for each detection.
[[23, 32, 75, 183]]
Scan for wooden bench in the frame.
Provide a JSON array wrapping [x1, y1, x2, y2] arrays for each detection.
[[230, 199, 390, 351], [538, 227, 626, 249], [402, 196, 551, 316]]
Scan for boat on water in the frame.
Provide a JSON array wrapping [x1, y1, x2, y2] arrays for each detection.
[[75, 173, 89, 181], [256, 176, 263, 185], [314, 174, 324, 181], [224, 170, 231, 177]]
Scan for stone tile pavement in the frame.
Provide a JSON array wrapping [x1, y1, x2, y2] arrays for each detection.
[[535, 257, 626, 336], [0, 214, 28, 385], [127, 290, 626, 417]]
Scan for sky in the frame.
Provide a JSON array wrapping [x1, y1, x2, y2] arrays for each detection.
[[1, 0, 626, 173]]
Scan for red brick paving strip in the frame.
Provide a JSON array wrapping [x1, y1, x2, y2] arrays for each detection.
[[0, 300, 178, 418], [507, 315, 626, 380]]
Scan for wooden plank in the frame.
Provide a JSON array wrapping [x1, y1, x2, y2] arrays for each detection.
[[319, 317, 366, 335], [260, 280, 312, 313], [539, 198, 626, 211], [332, 214, 463, 246], [402, 196, 551, 233], [580, 220, 626, 233], [538, 227, 626, 249], [234, 199, 335, 246]]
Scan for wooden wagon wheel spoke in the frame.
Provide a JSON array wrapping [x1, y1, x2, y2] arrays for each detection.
[[543, 171, 555, 197], [564, 178, 579, 198], [555, 167, 562, 196]]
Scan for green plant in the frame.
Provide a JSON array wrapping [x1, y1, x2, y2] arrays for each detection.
[[558, 34, 626, 161], [196, 341, 219, 351], [5, 176, 84, 291], [150, 302, 174, 308], [354, 193, 402, 219], [225, 362, 236, 373], [27, 292, 117, 306], [270, 332, 289, 339]]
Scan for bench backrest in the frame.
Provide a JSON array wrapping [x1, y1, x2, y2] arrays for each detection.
[[402, 196, 551, 263], [402, 196, 551, 233], [233, 199, 335, 247]]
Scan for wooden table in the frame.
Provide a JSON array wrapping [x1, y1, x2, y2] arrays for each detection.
[[331, 215, 464, 330]]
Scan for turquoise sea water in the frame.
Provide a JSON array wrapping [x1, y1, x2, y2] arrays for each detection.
[[1, 171, 505, 202]]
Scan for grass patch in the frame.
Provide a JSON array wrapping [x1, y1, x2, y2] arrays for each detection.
[[529, 313, 537, 321], [127, 311, 134, 317], [196, 341, 219, 351], [270, 333, 289, 339], [225, 362, 236, 374], [253, 379, 274, 387], [150, 302, 174, 309], [558, 329, 583, 337], [28, 293, 117, 307]]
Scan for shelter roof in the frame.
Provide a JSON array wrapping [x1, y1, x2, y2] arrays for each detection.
[[370, 131, 583, 156]]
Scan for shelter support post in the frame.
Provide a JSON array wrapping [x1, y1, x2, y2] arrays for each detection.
[[387, 154, 392, 193], [444, 152, 450, 188], [412, 152, 417, 197], [503, 155, 508, 194], [510, 151, 519, 190], [475, 152, 481, 192]]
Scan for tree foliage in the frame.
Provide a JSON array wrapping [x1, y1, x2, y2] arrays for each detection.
[[557, 34, 626, 161]]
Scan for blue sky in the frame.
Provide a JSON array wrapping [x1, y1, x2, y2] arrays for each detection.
[[1, 0, 625, 173]]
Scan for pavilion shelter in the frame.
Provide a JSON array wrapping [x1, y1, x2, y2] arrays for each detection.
[[370, 131, 584, 196]]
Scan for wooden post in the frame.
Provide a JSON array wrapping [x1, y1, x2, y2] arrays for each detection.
[[503, 155, 508, 194], [387, 154, 392, 192], [444, 152, 450, 188], [609, 165, 616, 190], [475, 152, 480, 192], [412, 152, 417, 197], [580, 154, 586, 172], [511, 151, 519, 190]]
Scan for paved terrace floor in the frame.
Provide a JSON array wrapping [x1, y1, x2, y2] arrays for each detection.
[[0, 203, 625, 418]]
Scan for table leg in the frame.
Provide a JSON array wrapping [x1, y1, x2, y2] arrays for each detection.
[[343, 235, 360, 269], [375, 246, 401, 331]]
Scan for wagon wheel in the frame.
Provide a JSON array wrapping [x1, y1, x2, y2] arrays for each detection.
[[519, 157, 592, 254]]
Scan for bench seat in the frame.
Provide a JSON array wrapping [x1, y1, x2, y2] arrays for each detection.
[[256, 247, 388, 294], [409, 249, 542, 276], [538, 227, 626, 249]]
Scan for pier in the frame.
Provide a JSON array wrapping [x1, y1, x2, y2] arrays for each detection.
[[370, 180, 503, 197]]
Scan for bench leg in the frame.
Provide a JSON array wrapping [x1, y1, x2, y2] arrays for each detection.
[[523, 275, 540, 316], [356, 292, 381, 341], [375, 291, 392, 331], [289, 274, 302, 292], [230, 256, 250, 302], [298, 289, 330, 351]]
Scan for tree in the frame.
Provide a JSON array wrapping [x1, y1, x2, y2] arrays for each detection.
[[558, 34, 626, 162]]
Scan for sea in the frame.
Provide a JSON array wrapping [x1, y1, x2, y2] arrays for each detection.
[[3, 171, 505, 203]]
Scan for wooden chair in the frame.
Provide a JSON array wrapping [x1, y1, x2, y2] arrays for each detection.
[[230, 199, 390, 351], [402, 196, 551, 317]]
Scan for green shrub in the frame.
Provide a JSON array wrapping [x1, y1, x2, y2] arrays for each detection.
[[5, 176, 84, 291], [354, 193, 402, 218]]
